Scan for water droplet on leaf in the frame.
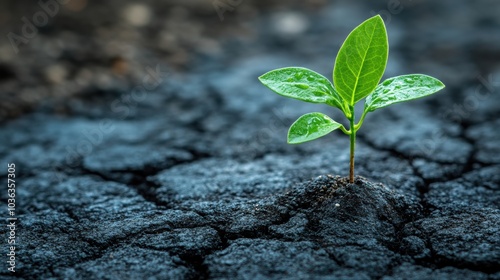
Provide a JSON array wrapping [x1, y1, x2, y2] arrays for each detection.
[[295, 84, 309, 90], [383, 80, 393, 86], [404, 77, 415, 84]]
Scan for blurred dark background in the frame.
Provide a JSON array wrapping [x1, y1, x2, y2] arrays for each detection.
[[0, 0, 498, 122], [1, 2, 499, 278]]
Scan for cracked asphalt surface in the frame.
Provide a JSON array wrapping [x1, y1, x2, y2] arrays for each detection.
[[0, 0, 499, 279]]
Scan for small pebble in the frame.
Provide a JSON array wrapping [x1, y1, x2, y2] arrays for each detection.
[[122, 4, 152, 27], [45, 64, 67, 84], [272, 11, 309, 36]]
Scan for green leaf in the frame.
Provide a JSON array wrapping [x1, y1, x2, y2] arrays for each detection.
[[365, 74, 445, 112], [287, 112, 342, 144], [333, 15, 388, 106], [259, 67, 347, 113]]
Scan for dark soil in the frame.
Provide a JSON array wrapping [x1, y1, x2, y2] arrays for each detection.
[[0, 0, 499, 279]]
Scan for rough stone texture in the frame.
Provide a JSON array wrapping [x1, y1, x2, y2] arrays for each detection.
[[0, 0, 499, 279]]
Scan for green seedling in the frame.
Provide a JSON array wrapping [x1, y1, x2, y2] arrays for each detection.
[[258, 15, 445, 183]]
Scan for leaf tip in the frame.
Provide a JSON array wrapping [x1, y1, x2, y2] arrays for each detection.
[[429, 76, 446, 91], [257, 73, 266, 82], [373, 14, 384, 21], [286, 134, 299, 145], [369, 14, 386, 27]]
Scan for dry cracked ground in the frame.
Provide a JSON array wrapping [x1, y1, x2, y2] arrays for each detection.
[[0, 0, 499, 279]]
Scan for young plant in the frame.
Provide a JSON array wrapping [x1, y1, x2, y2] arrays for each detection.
[[258, 15, 445, 183]]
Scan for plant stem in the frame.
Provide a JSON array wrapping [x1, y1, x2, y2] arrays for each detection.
[[354, 110, 368, 131], [339, 124, 350, 135], [349, 106, 356, 183]]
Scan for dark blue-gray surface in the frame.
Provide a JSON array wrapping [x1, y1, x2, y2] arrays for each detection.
[[0, 0, 499, 279]]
